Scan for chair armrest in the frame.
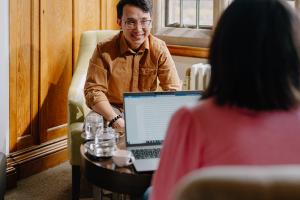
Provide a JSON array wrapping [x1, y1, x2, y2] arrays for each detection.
[[67, 77, 87, 124], [68, 97, 84, 124]]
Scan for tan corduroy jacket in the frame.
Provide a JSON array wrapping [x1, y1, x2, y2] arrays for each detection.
[[84, 31, 181, 109]]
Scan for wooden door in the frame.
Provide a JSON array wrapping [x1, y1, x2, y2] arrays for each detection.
[[40, 0, 73, 142], [9, 0, 40, 152]]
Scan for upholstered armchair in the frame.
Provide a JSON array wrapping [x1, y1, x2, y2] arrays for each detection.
[[0, 152, 6, 200], [67, 30, 119, 199], [173, 165, 300, 200]]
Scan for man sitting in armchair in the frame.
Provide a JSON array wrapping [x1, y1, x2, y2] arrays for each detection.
[[84, 0, 181, 130]]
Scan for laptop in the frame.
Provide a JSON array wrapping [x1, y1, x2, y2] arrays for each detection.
[[123, 91, 202, 172]]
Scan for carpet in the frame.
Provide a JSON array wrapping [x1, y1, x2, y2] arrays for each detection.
[[5, 161, 93, 200]]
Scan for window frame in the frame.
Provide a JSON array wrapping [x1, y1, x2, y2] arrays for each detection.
[[152, 0, 300, 49]]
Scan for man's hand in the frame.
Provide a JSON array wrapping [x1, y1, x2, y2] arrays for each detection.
[[112, 117, 125, 133]]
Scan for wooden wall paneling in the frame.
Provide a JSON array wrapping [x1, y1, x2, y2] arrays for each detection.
[[100, 0, 119, 30], [73, 0, 101, 68], [40, 0, 73, 142], [9, 0, 39, 152]]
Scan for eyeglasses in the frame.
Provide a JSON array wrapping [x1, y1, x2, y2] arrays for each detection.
[[123, 19, 152, 29]]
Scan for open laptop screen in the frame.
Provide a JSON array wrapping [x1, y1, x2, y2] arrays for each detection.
[[124, 91, 202, 147]]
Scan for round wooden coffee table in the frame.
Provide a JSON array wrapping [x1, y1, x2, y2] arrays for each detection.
[[80, 137, 152, 198]]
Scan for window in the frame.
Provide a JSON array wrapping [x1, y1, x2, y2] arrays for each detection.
[[152, 0, 231, 47], [152, 0, 299, 48], [165, 0, 214, 29]]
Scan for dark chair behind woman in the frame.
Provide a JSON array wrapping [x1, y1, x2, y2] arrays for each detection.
[[0, 152, 6, 200]]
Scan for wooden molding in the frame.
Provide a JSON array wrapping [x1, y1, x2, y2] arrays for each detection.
[[167, 45, 209, 58], [100, 0, 108, 29], [6, 136, 68, 189]]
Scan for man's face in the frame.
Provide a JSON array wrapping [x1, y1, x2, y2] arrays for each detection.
[[118, 4, 152, 50]]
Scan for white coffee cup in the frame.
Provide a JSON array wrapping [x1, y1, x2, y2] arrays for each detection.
[[112, 150, 135, 167]]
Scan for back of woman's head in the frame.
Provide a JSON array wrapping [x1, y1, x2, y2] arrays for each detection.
[[204, 0, 300, 111]]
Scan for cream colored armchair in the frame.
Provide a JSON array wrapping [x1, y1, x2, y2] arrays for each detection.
[[173, 165, 300, 200], [67, 30, 119, 199]]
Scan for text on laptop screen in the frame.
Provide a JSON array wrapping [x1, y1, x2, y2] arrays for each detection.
[[124, 91, 201, 146]]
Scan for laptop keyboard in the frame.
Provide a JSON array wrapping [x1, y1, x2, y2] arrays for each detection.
[[131, 148, 161, 159]]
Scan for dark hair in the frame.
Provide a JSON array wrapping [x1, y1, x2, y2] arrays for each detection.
[[203, 0, 300, 111], [117, 0, 152, 19]]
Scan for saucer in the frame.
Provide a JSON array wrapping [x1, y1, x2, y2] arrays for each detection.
[[84, 140, 116, 158], [81, 132, 95, 140]]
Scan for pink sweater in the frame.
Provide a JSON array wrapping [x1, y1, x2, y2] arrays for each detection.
[[150, 99, 300, 200]]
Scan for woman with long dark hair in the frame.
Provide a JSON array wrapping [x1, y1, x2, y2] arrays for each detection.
[[150, 0, 300, 199]]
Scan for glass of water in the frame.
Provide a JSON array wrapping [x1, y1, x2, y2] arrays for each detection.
[[83, 111, 103, 140], [93, 126, 117, 157]]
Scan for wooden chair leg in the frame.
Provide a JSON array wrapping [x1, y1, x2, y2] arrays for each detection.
[[72, 165, 80, 200]]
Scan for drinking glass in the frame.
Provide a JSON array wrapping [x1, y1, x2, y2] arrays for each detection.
[[83, 111, 103, 140], [93, 126, 117, 157]]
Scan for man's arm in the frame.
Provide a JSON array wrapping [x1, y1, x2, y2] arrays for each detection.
[[84, 45, 125, 129]]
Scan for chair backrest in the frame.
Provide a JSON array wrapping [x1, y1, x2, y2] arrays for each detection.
[[173, 165, 300, 200], [68, 30, 119, 123]]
